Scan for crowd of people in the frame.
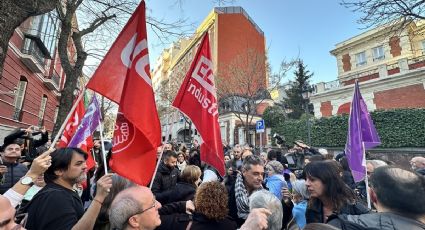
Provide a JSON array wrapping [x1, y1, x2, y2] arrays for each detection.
[[0, 126, 424, 230]]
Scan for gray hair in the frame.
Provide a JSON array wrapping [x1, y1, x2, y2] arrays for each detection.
[[266, 160, 284, 174], [249, 190, 283, 230], [242, 155, 264, 171], [367, 160, 387, 169], [292, 179, 309, 200], [109, 195, 143, 229]]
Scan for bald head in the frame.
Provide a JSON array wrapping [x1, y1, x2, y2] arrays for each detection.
[[370, 166, 425, 217], [0, 195, 19, 229], [109, 186, 161, 230], [411, 156, 425, 170]]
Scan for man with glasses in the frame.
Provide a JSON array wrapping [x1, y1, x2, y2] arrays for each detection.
[[110, 186, 162, 230]]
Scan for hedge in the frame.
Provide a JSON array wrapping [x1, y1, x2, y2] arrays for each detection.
[[271, 108, 425, 148]]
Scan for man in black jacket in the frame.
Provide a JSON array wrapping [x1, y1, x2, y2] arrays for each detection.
[[152, 150, 179, 199], [0, 140, 28, 194], [329, 166, 425, 230]]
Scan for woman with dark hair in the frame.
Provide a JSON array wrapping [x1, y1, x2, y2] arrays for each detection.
[[177, 151, 187, 172], [304, 161, 369, 224]]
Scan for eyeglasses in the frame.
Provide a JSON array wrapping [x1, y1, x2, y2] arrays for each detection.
[[136, 198, 157, 215]]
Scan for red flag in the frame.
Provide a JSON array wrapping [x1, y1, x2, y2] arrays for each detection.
[[57, 96, 96, 170], [58, 98, 85, 148], [87, 1, 161, 185], [172, 33, 225, 176]]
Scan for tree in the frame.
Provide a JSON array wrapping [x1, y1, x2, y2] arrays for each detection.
[[341, 0, 425, 31], [262, 106, 286, 128], [217, 48, 295, 144], [284, 60, 313, 119], [0, 0, 58, 78]]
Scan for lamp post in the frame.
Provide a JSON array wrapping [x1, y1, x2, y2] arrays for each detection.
[[301, 85, 312, 145]]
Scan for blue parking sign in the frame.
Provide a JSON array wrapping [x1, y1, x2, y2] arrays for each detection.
[[256, 120, 265, 133]]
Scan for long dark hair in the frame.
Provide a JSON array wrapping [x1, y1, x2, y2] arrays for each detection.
[[304, 160, 356, 211]]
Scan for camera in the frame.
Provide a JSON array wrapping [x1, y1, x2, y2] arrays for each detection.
[[273, 133, 286, 146]]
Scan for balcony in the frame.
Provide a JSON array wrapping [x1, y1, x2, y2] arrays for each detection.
[[20, 37, 45, 73], [44, 70, 61, 90]]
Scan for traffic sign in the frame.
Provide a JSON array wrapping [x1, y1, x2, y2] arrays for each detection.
[[256, 119, 265, 133]]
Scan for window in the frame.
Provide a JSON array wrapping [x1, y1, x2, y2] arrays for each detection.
[[27, 11, 60, 58], [13, 77, 28, 120], [421, 40, 425, 53], [53, 106, 59, 123], [372, 46, 385, 61], [356, 51, 367, 66], [38, 95, 48, 126]]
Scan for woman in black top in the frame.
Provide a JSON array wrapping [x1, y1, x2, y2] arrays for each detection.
[[304, 161, 369, 224]]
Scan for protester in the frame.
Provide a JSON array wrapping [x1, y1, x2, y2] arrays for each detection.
[[109, 186, 162, 230], [157, 165, 201, 205], [94, 174, 135, 230], [190, 181, 237, 229], [229, 146, 243, 169], [0, 139, 29, 194], [241, 149, 253, 160], [151, 150, 179, 198], [329, 166, 425, 230], [3, 126, 48, 162], [339, 157, 356, 190], [176, 151, 187, 172], [249, 190, 283, 230], [366, 159, 387, 179], [410, 156, 425, 176], [287, 179, 309, 229], [229, 155, 265, 225], [3, 149, 52, 208], [260, 152, 268, 163], [264, 160, 287, 200], [26, 148, 113, 230], [304, 161, 369, 224], [0, 195, 24, 230]]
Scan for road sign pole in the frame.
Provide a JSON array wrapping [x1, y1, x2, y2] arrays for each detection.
[[260, 132, 263, 153]]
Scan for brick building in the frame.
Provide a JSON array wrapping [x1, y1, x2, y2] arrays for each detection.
[[311, 21, 425, 117], [152, 7, 270, 146], [0, 11, 72, 142]]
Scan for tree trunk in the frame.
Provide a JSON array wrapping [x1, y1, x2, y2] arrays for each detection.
[[0, 1, 57, 76]]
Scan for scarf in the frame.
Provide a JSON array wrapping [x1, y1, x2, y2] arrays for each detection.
[[235, 173, 264, 219]]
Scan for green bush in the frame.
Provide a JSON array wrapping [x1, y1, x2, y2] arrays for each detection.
[[271, 108, 425, 148]]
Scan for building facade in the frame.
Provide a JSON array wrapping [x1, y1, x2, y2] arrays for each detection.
[[152, 6, 270, 146], [0, 11, 70, 142], [311, 21, 425, 118]]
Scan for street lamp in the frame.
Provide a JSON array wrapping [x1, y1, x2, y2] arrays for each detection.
[[301, 85, 312, 145]]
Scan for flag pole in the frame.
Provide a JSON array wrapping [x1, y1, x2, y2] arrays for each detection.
[[149, 146, 164, 189], [363, 142, 371, 209], [98, 120, 109, 175], [50, 88, 86, 150]]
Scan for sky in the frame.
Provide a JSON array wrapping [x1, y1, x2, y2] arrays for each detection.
[[145, 0, 366, 84]]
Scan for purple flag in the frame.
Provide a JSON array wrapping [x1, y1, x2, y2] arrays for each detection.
[[68, 96, 102, 148], [345, 81, 381, 182]]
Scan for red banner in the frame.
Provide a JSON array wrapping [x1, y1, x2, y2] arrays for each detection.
[[172, 33, 225, 176], [86, 1, 161, 185]]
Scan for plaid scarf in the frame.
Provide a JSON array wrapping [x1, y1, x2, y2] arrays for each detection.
[[235, 173, 263, 219]]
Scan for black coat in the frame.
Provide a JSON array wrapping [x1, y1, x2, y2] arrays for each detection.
[[190, 213, 237, 230], [152, 163, 179, 196], [306, 199, 369, 224], [158, 182, 196, 205]]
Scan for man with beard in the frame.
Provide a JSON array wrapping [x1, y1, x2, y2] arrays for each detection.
[[151, 150, 179, 200], [26, 148, 113, 230]]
